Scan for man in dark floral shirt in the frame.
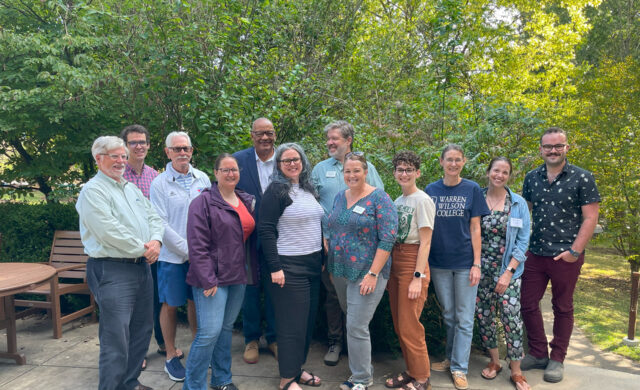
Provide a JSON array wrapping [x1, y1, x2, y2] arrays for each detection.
[[520, 127, 600, 383]]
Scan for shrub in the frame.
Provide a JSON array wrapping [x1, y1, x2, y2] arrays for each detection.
[[0, 202, 78, 263]]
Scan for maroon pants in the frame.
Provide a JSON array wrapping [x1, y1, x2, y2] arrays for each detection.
[[520, 251, 584, 362]]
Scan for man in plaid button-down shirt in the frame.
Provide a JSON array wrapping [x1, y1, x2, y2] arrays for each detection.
[[120, 124, 164, 369]]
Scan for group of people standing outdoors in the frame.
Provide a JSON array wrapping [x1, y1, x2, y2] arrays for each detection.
[[76, 120, 600, 390]]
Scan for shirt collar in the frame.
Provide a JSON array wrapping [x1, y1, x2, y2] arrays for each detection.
[[165, 162, 194, 180], [96, 170, 127, 188], [124, 163, 147, 176], [255, 149, 275, 164]]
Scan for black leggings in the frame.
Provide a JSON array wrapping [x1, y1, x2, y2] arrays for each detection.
[[267, 251, 322, 378]]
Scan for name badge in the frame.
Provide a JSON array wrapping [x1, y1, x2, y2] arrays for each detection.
[[353, 205, 365, 214], [325, 171, 337, 178], [510, 218, 523, 228]]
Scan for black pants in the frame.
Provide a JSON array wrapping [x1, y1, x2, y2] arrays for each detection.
[[268, 251, 322, 378]]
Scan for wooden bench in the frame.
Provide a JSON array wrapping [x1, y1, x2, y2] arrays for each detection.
[[14, 230, 96, 338]]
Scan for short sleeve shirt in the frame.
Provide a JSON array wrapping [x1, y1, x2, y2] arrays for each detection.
[[425, 179, 490, 269], [395, 190, 435, 244], [522, 162, 600, 256]]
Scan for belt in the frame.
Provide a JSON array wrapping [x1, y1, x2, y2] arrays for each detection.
[[93, 256, 147, 264]]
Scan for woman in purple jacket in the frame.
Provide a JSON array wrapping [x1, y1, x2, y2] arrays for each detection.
[[184, 153, 258, 390]]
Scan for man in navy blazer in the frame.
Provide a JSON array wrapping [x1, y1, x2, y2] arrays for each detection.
[[233, 117, 278, 364]]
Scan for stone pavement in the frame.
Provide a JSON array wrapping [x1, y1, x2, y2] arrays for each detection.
[[1, 293, 639, 389]]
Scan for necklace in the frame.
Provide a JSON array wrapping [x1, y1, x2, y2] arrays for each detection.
[[486, 191, 506, 212]]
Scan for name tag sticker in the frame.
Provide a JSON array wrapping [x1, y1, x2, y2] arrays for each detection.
[[325, 171, 337, 178], [510, 218, 523, 228], [353, 205, 365, 214]]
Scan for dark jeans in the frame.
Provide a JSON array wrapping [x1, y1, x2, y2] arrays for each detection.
[[321, 267, 345, 345], [86, 258, 153, 390], [268, 251, 322, 378], [242, 261, 276, 344], [521, 251, 584, 362], [151, 261, 165, 347]]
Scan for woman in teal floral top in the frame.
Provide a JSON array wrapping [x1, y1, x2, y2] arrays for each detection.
[[326, 152, 397, 390]]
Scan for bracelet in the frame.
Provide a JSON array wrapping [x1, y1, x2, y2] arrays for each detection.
[[367, 270, 378, 278], [472, 263, 481, 269]]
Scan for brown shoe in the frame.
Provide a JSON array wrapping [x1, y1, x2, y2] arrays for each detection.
[[243, 340, 259, 364], [268, 342, 278, 360], [431, 358, 450, 372], [133, 384, 153, 390], [451, 371, 468, 390]]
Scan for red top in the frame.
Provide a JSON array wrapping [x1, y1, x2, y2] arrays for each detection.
[[232, 199, 255, 242]]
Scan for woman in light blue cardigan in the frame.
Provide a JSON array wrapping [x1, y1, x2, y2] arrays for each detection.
[[475, 157, 531, 390]]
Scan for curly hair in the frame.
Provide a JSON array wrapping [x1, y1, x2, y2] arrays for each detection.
[[392, 150, 421, 170]]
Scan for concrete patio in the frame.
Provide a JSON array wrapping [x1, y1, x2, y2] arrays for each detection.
[[1, 294, 639, 389]]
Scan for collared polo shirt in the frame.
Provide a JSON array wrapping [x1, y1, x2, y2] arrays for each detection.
[[522, 161, 600, 256], [76, 171, 164, 258], [150, 163, 211, 264], [311, 156, 385, 215], [123, 163, 159, 199], [255, 150, 275, 193]]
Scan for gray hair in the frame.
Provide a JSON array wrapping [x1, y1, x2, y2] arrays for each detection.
[[440, 143, 465, 159], [91, 136, 126, 159], [270, 142, 316, 198], [323, 120, 354, 142], [165, 131, 192, 147]]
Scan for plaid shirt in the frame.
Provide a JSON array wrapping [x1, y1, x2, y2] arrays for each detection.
[[123, 163, 159, 199]]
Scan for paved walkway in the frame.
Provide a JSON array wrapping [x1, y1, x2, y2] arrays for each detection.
[[1, 294, 639, 389]]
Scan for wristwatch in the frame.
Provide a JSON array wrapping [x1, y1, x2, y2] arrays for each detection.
[[569, 248, 581, 258], [414, 271, 427, 279], [472, 263, 481, 269], [367, 270, 378, 278], [506, 266, 516, 274]]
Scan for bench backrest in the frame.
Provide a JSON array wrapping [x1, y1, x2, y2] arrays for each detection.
[[49, 230, 88, 280]]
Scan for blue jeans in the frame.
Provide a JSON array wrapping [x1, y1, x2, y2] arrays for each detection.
[[431, 268, 478, 374], [183, 284, 246, 390], [86, 258, 153, 390], [242, 268, 276, 344], [332, 275, 388, 385]]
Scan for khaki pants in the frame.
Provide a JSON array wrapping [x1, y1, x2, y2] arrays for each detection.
[[388, 243, 430, 380]]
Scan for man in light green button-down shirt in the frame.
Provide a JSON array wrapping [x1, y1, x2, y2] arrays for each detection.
[[76, 135, 164, 390]]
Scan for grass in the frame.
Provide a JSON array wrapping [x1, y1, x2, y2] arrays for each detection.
[[573, 245, 640, 361]]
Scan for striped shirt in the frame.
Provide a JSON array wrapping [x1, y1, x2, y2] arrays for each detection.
[[276, 185, 324, 256]]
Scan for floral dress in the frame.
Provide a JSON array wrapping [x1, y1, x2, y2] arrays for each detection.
[[475, 191, 525, 361]]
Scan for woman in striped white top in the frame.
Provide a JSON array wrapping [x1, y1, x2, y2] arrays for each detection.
[[258, 143, 324, 390]]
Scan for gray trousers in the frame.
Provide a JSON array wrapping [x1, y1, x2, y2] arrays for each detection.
[[332, 275, 387, 385], [87, 258, 153, 390]]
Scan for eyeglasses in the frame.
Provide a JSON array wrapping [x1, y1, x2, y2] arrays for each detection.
[[541, 144, 567, 152], [127, 140, 148, 147], [395, 168, 416, 175], [217, 168, 240, 175], [278, 157, 301, 165], [100, 153, 128, 161], [169, 146, 193, 153], [252, 131, 275, 137]]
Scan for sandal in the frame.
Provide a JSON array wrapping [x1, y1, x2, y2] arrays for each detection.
[[510, 374, 530, 390], [402, 379, 431, 390], [298, 370, 321, 387], [385, 371, 415, 388], [481, 361, 502, 380], [281, 373, 303, 390]]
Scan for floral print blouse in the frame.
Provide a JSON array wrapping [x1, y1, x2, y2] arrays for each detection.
[[326, 188, 398, 281]]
